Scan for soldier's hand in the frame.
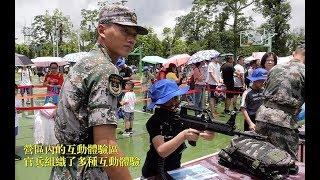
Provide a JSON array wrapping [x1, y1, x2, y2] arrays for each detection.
[[184, 128, 200, 142], [200, 130, 215, 141]]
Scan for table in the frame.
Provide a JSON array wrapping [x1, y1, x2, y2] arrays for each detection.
[[180, 153, 305, 180]]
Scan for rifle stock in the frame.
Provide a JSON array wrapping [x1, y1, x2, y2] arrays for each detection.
[[173, 105, 267, 146]]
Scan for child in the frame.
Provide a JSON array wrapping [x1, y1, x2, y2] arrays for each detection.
[[240, 68, 268, 131], [120, 81, 136, 136], [141, 79, 215, 179], [15, 84, 22, 160]]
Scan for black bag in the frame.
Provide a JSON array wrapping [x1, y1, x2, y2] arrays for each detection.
[[218, 135, 297, 180]]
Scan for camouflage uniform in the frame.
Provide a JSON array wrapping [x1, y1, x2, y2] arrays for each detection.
[[50, 43, 122, 180], [255, 59, 305, 160]]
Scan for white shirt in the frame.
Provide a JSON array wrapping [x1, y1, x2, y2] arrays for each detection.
[[19, 69, 32, 86], [15, 99, 21, 127], [122, 91, 136, 112], [234, 64, 245, 87], [206, 61, 221, 85]]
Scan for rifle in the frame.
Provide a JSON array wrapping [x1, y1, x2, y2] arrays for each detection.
[[172, 105, 268, 146]]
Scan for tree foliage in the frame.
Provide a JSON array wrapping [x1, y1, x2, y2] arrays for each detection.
[[15, 0, 300, 66]]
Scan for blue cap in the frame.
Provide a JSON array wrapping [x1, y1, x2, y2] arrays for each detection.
[[148, 79, 189, 109], [247, 68, 268, 82], [116, 57, 125, 67]]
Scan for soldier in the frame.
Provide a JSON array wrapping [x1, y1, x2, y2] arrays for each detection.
[[50, 4, 148, 180], [255, 44, 305, 162]]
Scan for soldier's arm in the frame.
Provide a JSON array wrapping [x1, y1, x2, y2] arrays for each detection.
[[93, 125, 132, 180]]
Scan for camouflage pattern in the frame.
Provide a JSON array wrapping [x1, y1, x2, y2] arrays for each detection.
[[50, 43, 121, 180], [256, 121, 299, 160], [98, 4, 148, 35], [255, 59, 304, 160], [255, 59, 305, 129]]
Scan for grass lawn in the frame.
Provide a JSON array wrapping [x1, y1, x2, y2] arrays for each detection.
[[15, 73, 245, 179]]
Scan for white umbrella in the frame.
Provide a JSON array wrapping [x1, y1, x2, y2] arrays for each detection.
[[31, 57, 68, 67], [277, 55, 293, 65], [63, 52, 90, 63], [187, 50, 220, 65]]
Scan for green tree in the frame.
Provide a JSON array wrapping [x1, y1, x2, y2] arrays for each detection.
[[79, 1, 111, 51], [286, 28, 304, 54], [255, 0, 291, 56], [207, 0, 256, 57], [26, 9, 73, 57]]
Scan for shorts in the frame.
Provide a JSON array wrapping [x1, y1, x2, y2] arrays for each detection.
[[234, 87, 244, 96], [20, 87, 32, 95], [224, 82, 234, 98], [123, 112, 134, 122], [15, 126, 18, 136], [209, 85, 217, 98], [256, 121, 299, 160]]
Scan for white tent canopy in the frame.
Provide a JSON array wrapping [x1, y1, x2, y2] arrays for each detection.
[[31, 57, 68, 67]]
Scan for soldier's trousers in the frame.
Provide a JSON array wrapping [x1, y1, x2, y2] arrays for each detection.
[[256, 121, 299, 160]]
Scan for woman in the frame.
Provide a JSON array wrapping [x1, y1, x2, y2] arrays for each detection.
[[43, 62, 64, 105], [166, 63, 182, 84], [260, 52, 278, 71]]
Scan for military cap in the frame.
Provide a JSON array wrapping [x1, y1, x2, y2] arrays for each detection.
[[99, 4, 148, 35]]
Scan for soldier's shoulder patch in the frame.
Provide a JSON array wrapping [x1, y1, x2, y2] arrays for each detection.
[[108, 74, 123, 97]]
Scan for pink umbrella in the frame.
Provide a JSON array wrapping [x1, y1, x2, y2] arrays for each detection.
[[163, 54, 190, 68]]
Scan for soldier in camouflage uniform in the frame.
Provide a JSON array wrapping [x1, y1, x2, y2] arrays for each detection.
[[50, 4, 148, 180], [255, 44, 305, 160]]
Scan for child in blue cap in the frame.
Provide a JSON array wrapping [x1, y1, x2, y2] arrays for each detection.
[[240, 68, 268, 131], [141, 79, 215, 179]]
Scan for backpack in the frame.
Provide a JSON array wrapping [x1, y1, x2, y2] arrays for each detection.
[[218, 135, 297, 180]]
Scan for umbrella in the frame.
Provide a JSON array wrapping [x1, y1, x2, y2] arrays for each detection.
[[162, 54, 190, 68], [277, 55, 293, 65], [187, 50, 220, 65], [15, 53, 34, 66], [252, 52, 266, 60], [31, 57, 68, 67], [63, 52, 90, 63], [141, 56, 167, 64], [244, 56, 257, 64]]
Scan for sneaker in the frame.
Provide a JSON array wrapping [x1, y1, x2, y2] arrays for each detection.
[[129, 131, 134, 135], [15, 154, 22, 161]]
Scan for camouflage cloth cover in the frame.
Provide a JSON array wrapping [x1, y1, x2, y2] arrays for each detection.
[[218, 135, 297, 180]]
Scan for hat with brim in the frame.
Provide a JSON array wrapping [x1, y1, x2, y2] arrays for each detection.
[[114, 22, 148, 35], [148, 79, 189, 109], [247, 76, 267, 82], [99, 4, 148, 35], [247, 68, 268, 82]]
